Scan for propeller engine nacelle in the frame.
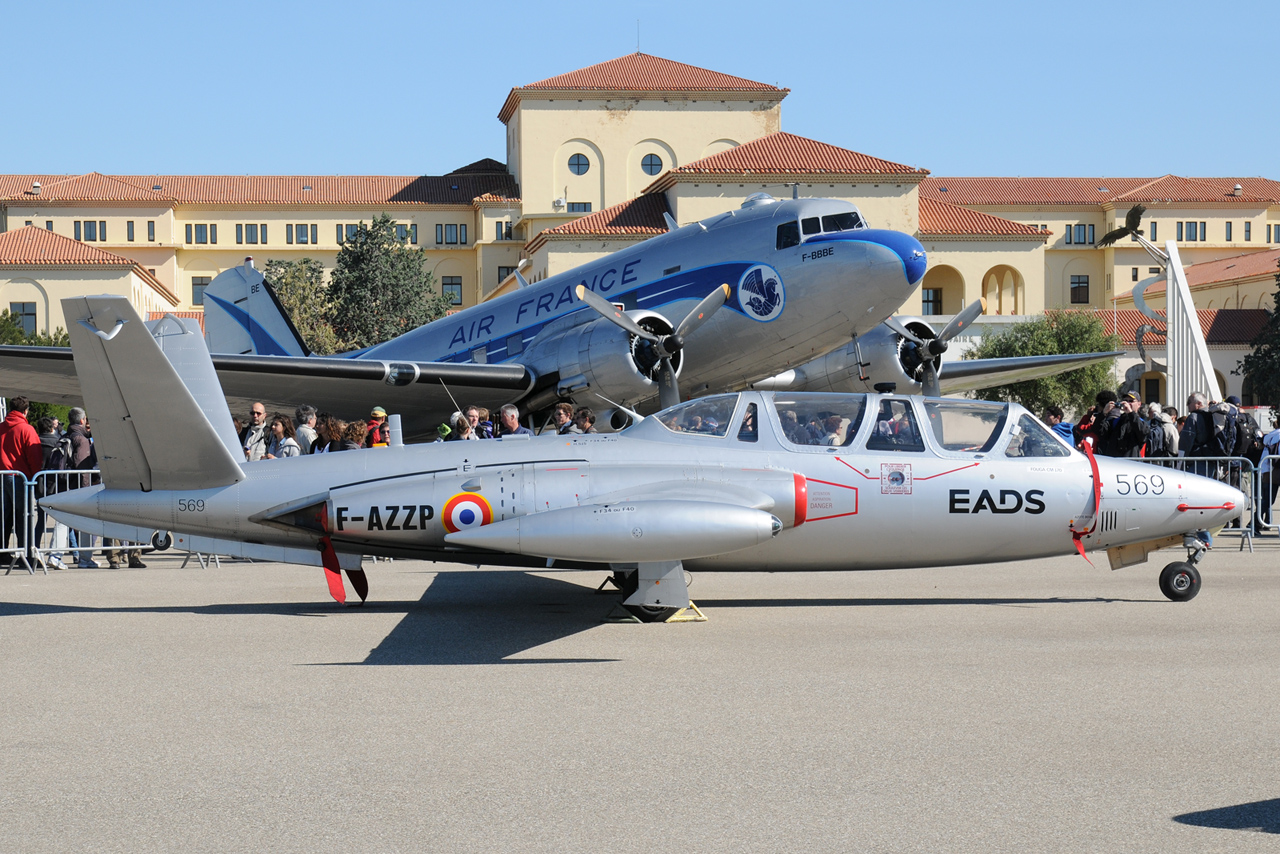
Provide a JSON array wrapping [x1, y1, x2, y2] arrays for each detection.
[[752, 319, 941, 396], [530, 311, 683, 405]]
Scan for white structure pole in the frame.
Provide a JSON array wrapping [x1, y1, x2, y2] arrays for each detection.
[[1164, 241, 1221, 406]]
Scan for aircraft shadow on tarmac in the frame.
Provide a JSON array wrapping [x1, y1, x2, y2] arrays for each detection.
[[1174, 798, 1280, 834], [701, 595, 1146, 608]]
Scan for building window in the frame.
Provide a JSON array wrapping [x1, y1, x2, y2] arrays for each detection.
[[1131, 267, 1139, 282], [441, 275, 462, 305], [1201, 221, 1206, 240], [1089, 224, 1095, 244], [497, 266, 516, 283], [74, 221, 81, 240], [921, 288, 942, 315], [192, 276, 211, 306], [1269, 225, 1274, 243], [496, 221, 513, 240], [567, 202, 591, 213], [568, 153, 589, 175], [237, 223, 266, 244], [1176, 221, 1183, 241], [641, 153, 663, 175], [147, 221, 155, 241], [409, 224, 417, 245], [1149, 221, 1157, 241], [186, 224, 216, 244], [345, 224, 358, 242], [1244, 221, 1251, 241], [1149, 267, 1160, 274], [84, 221, 98, 241], [286, 224, 293, 244], [435, 224, 443, 244], [45, 221, 52, 231], [1070, 275, 1089, 304], [396, 224, 408, 242], [127, 221, 135, 242], [9, 303, 35, 336], [195, 224, 208, 244], [99, 221, 106, 241], [445, 224, 458, 244], [1073, 224, 1088, 244], [24, 220, 32, 226], [1225, 221, 1233, 241]]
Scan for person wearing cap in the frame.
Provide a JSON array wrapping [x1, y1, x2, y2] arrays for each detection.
[[365, 406, 389, 448], [1110, 391, 1148, 458]]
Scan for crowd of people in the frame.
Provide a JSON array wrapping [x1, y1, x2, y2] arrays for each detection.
[[1048, 388, 1280, 541]]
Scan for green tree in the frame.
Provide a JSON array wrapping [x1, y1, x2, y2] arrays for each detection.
[[0, 311, 71, 423], [1237, 260, 1280, 407], [263, 258, 340, 356], [965, 309, 1120, 415], [326, 213, 452, 350]]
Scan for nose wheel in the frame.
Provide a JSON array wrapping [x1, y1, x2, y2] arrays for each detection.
[[1159, 562, 1201, 602]]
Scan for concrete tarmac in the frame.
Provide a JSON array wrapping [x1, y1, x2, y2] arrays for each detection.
[[2, 537, 1278, 853]]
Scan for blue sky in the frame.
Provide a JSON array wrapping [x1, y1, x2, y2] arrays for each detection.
[[6, 0, 1275, 178]]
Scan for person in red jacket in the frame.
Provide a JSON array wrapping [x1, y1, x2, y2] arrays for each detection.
[[0, 396, 45, 565]]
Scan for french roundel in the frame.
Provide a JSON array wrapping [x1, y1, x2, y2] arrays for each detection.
[[441, 492, 494, 533]]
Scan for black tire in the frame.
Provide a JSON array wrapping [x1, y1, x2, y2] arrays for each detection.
[[1159, 562, 1201, 602], [151, 531, 172, 551], [622, 603, 680, 623]]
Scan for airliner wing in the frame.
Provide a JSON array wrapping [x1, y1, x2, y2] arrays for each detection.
[[0, 345, 535, 439], [938, 351, 1124, 394]]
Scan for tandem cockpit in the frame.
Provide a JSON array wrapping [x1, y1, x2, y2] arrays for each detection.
[[631, 391, 1074, 460]]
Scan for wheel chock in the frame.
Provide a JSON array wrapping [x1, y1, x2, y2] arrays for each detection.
[[664, 601, 708, 623], [602, 603, 642, 623]]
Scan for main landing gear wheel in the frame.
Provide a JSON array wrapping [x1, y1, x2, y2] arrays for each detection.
[[622, 604, 681, 623], [1159, 561, 1201, 602]]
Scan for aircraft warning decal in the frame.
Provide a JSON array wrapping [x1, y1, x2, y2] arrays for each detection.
[[442, 492, 494, 533], [736, 264, 785, 322]]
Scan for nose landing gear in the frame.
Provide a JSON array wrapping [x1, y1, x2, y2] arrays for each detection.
[[1159, 537, 1207, 602]]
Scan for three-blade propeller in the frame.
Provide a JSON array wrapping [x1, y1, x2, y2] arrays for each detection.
[[883, 298, 986, 396], [575, 283, 731, 408]]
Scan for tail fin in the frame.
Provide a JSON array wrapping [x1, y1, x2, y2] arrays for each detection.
[[202, 259, 309, 356], [63, 296, 245, 491]]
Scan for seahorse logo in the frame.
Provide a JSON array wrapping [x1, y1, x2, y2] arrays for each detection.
[[736, 264, 785, 322]]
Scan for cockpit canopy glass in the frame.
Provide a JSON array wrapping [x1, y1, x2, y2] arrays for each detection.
[[771, 394, 867, 447], [821, 211, 864, 232], [656, 395, 738, 437], [922, 400, 1009, 454], [1005, 414, 1073, 458], [865, 399, 925, 452]]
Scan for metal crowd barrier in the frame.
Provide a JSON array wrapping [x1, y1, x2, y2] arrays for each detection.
[[7, 469, 149, 576], [1258, 454, 1279, 537]]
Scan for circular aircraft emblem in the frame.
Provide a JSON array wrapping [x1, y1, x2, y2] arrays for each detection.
[[888, 471, 906, 487], [736, 264, 785, 322], [441, 492, 494, 534]]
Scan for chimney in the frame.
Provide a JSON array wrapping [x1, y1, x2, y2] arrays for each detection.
[[31, 181, 40, 194], [1233, 184, 1243, 196]]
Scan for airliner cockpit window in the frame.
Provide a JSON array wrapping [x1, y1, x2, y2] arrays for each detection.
[[657, 395, 737, 437], [772, 394, 867, 447], [1005, 414, 1072, 458], [923, 400, 1009, 454], [776, 221, 801, 250], [821, 211, 864, 232], [801, 217, 821, 235]]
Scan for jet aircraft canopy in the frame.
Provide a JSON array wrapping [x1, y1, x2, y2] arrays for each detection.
[[635, 392, 1073, 460]]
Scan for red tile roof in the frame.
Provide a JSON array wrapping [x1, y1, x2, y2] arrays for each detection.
[[1, 171, 518, 206], [644, 132, 926, 192], [472, 192, 522, 206], [1, 172, 170, 203], [526, 195, 670, 254], [921, 176, 1280, 206], [1122, 248, 1280, 298], [1075, 308, 1267, 345], [918, 198, 1049, 238], [148, 310, 205, 332], [499, 53, 786, 122], [0, 225, 135, 266], [0, 226, 178, 305]]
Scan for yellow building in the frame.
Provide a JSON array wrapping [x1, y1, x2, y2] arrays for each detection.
[[1, 51, 1278, 341]]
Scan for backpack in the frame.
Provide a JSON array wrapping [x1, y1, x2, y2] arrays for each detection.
[[1145, 417, 1168, 458], [1236, 411, 1264, 465], [47, 436, 70, 472], [1207, 402, 1238, 458]]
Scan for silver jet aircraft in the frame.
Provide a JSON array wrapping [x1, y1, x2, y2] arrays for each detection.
[[44, 296, 1241, 621]]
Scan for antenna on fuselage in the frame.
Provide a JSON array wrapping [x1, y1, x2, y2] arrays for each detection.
[[594, 392, 645, 424]]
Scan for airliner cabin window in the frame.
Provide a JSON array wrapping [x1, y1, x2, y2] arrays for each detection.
[[822, 211, 864, 232], [801, 217, 821, 235], [776, 221, 801, 250], [923, 400, 1009, 455], [772, 394, 867, 447], [1005, 414, 1071, 458], [865, 399, 925, 452]]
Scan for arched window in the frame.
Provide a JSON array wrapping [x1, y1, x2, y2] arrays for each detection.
[[641, 153, 663, 175], [568, 153, 590, 175]]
